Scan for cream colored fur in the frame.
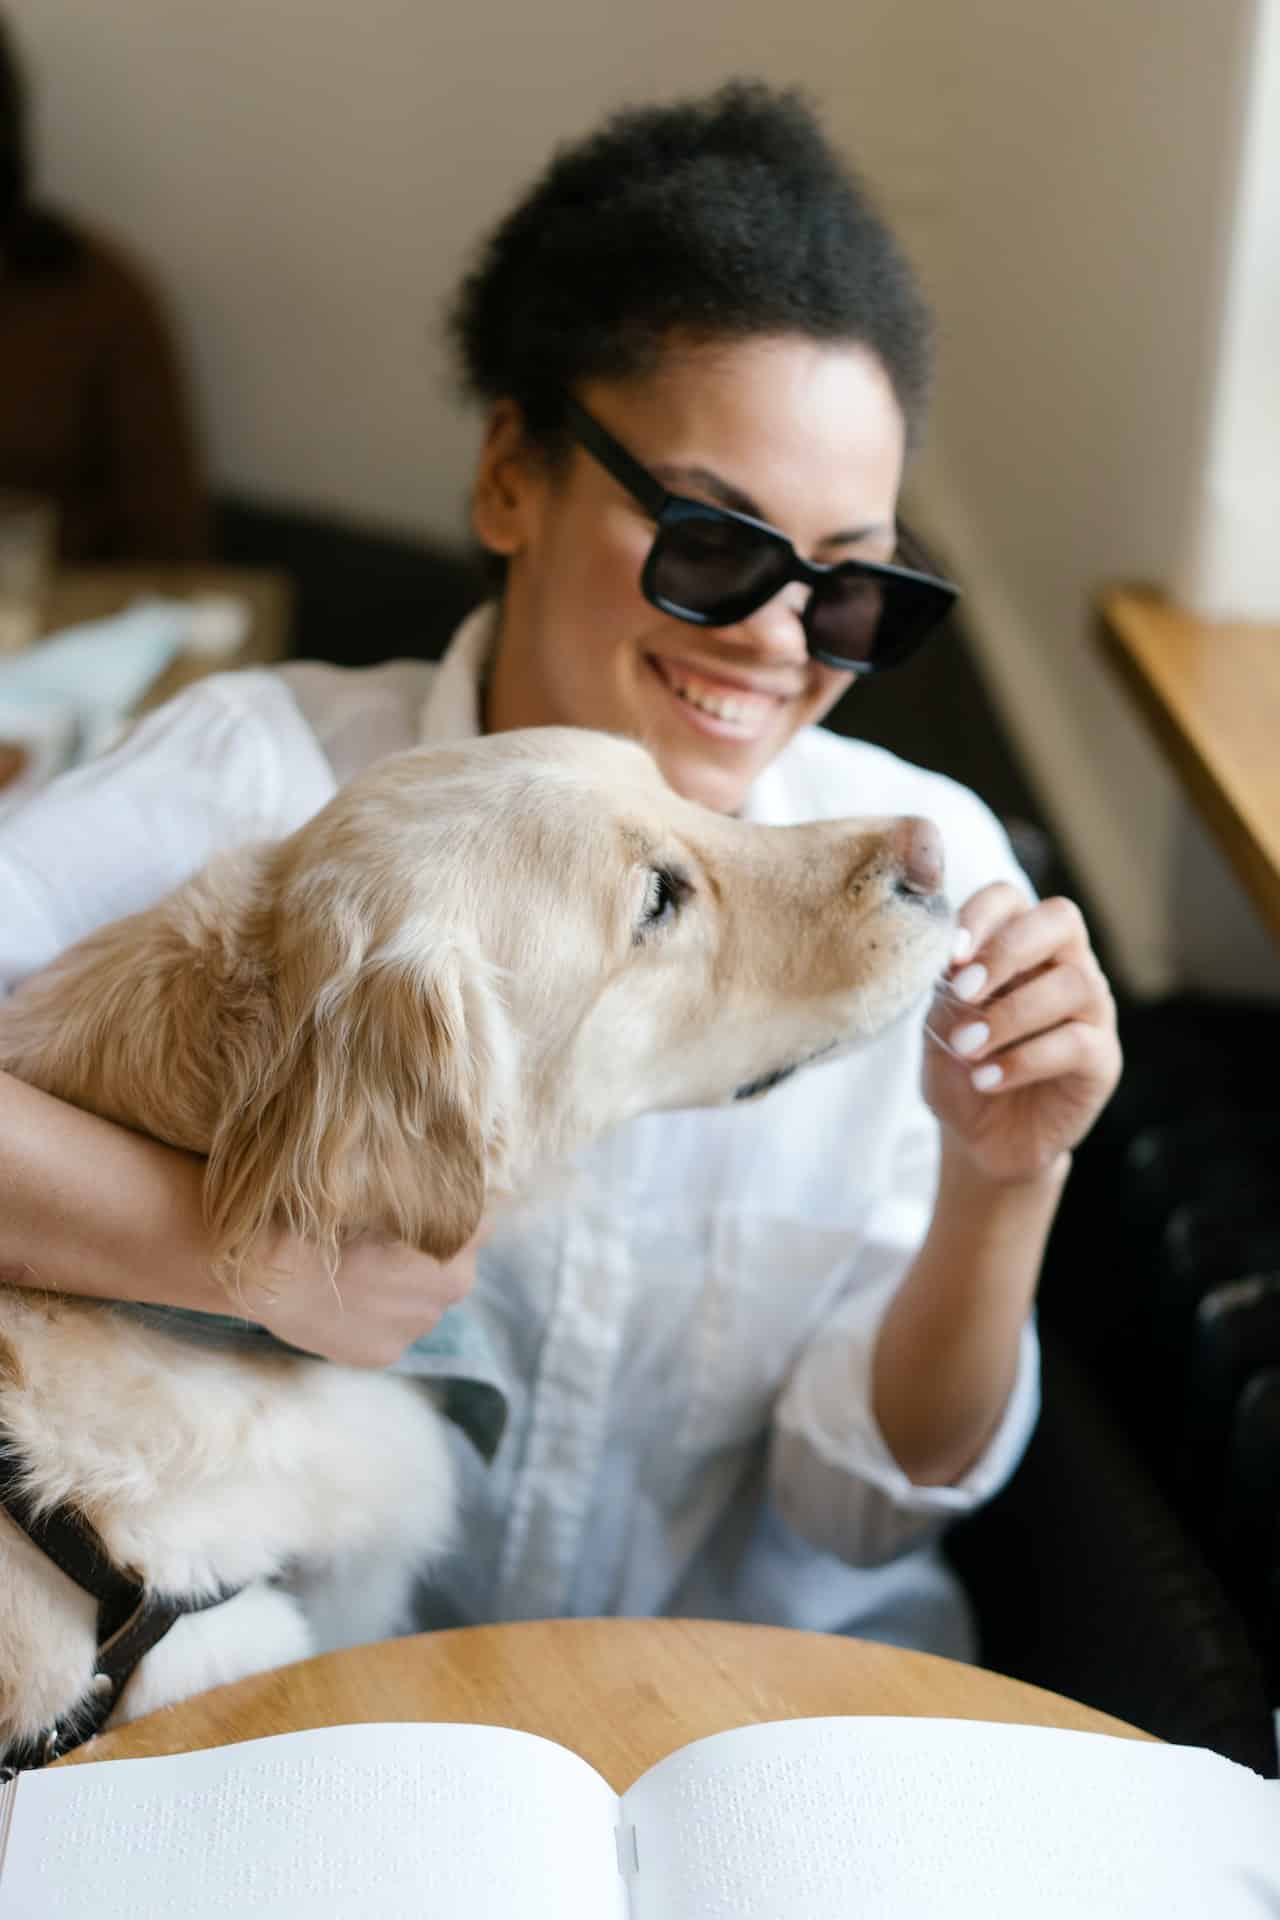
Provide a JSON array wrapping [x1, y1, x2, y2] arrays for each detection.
[[0, 727, 951, 1753]]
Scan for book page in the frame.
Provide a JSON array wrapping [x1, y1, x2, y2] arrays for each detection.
[[0, 1722, 626, 1920], [620, 1715, 1280, 1919]]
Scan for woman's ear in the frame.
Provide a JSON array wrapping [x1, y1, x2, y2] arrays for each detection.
[[470, 399, 543, 558], [204, 931, 502, 1292]]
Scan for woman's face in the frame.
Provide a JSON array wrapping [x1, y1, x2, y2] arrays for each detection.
[[476, 335, 907, 815]]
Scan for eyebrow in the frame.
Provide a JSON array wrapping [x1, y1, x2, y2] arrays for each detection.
[[652, 463, 893, 550]]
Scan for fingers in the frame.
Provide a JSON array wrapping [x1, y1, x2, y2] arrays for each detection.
[[247, 1230, 485, 1368], [948, 890, 1099, 1008], [949, 880, 1030, 968], [958, 1018, 1123, 1097], [941, 956, 1102, 1066], [341, 1234, 479, 1311], [937, 884, 1119, 1101], [436, 1242, 480, 1308]]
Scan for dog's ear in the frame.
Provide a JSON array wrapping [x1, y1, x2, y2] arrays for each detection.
[[204, 928, 501, 1290]]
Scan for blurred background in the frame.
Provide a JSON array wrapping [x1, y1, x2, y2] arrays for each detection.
[[3, 0, 1280, 1761]]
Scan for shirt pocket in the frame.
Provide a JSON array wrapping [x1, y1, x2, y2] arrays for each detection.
[[675, 1210, 867, 1467]]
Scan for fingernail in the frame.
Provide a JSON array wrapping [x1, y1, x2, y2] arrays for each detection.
[[950, 1021, 989, 1057], [972, 1063, 1003, 1091], [950, 963, 988, 1002], [950, 927, 974, 965]]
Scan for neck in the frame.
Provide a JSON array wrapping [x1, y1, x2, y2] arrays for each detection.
[[479, 609, 522, 738]]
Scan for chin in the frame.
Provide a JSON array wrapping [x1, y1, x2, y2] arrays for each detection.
[[659, 755, 752, 816], [645, 734, 763, 812]]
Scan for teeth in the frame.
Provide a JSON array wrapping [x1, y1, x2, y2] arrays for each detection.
[[679, 685, 749, 721], [665, 668, 771, 726]]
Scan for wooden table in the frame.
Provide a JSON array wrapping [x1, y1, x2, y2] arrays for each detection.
[[1099, 586, 1280, 943], [42, 564, 293, 713], [60, 1618, 1152, 1791]]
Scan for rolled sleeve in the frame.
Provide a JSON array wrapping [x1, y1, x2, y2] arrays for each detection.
[[771, 1312, 1040, 1565]]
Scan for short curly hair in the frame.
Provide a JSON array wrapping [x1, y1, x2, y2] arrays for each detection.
[[448, 80, 934, 453]]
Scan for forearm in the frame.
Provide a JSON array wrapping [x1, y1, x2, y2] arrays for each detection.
[[0, 1070, 226, 1311], [872, 1142, 1069, 1486]]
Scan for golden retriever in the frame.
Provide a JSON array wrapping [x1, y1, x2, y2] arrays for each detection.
[[0, 727, 951, 1762]]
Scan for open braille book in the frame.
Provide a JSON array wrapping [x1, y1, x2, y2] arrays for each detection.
[[2, 1713, 1277, 1918]]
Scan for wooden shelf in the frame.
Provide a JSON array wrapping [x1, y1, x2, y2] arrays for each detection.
[[1098, 587, 1280, 944]]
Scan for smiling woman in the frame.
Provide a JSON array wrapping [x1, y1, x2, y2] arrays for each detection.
[[0, 81, 1121, 1705]]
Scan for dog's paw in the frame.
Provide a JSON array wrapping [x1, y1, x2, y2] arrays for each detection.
[[107, 1585, 314, 1728]]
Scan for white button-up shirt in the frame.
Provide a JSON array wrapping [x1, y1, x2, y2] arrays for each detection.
[[0, 608, 1038, 1657]]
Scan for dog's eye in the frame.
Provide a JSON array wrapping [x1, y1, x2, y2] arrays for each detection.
[[637, 866, 685, 936]]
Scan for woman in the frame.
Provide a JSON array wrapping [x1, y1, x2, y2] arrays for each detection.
[[0, 84, 1119, 1656]]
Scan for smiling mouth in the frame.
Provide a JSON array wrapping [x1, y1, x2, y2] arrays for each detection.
[[647, 656, 786, 740]]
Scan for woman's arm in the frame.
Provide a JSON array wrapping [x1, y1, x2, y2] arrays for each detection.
[[0, 1070, 218, 1306], [871, 1143, 1067, 1484], [873, 885, 1121, 1486], [0, 1071, 475, 1365]]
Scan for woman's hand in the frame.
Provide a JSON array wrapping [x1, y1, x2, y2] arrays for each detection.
[[924, 884, 1122, 1186], [240, 1228, 486, 1368]]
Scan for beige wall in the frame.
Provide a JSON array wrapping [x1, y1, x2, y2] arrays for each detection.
[[10, 0, 1277, 994], [9, 0, 946, 537]]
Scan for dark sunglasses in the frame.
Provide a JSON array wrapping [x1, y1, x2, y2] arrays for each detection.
[[562, 394, 959, 675]]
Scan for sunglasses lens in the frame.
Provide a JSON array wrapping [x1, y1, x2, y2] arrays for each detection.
[[807, 569, 956, 671], [805, 572, 886, 667], [648, 513, 789, 621]]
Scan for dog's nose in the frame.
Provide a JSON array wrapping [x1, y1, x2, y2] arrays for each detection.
[[891, 816, 945, 898]]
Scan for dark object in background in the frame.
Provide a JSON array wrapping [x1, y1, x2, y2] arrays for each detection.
[[215, 496, 485, 670], [1040, 994, 1280, 1719], [948, 1325, 1277, 1775], [1, 18, 209, 564]]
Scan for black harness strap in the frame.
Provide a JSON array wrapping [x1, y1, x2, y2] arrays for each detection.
[[0, 1429, 241, 1777]]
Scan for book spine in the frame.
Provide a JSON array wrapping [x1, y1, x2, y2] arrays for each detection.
[[0, 1771, 17, 1881]]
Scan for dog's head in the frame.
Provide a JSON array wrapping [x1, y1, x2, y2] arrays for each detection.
[[195, 729, 952, 1279]]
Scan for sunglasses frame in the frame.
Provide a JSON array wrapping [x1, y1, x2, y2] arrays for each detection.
[[561, 393, 959, 674]]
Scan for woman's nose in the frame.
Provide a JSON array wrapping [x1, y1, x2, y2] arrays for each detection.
[[735, 584, 811, 662]]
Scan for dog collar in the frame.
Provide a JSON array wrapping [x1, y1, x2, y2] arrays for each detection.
[[0, 1428, 241, 1777]]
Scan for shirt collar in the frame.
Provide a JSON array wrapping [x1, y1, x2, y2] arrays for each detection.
[[418, 601, 499, 748]]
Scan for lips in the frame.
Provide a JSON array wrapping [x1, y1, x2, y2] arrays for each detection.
[[647, 656, 793, 740]]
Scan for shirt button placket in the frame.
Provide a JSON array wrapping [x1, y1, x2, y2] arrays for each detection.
[[495, 1195, 629, 1619]]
